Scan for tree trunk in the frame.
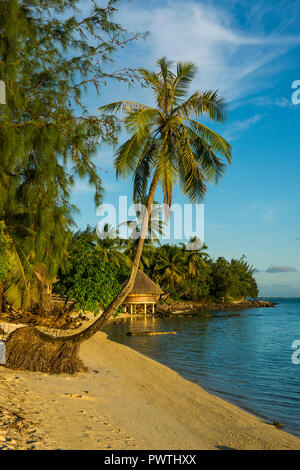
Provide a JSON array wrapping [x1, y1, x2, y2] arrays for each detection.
[[64, 172, 159, 343], [0, 282, 3, 314], [5, 173, 159, 373], [40, 284, 52, 315]]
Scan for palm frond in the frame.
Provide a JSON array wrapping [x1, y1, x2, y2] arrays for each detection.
[[138, 69, 160, 88], [177, 148, 207, 202], [98, 100, 149, 114], [188, 119, 232, 162], [4, 237, 39, 310], [157, 57, 174, 82], [175, 90, 228, 123], [171, 118, 207, 201], [192, 140, 226, 183], [124, 108, 163, 143], [172, 62, 198, 100], [132, 142, 157, 202], [114, 134, 143, 178]]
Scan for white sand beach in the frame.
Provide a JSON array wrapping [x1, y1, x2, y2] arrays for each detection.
[[0, 330, 300, 450]]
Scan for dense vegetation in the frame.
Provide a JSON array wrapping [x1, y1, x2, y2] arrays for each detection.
[[0, 0, 142, 313], [54, 228, 258, 314]]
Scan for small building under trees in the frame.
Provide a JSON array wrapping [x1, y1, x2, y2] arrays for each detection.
[[123, 270, 163, 314]]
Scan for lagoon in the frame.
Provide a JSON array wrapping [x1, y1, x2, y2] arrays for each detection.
[[103, 298, 300, 438]]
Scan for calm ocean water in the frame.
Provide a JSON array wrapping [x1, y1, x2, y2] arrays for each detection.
[[103, 298, 300, 437]]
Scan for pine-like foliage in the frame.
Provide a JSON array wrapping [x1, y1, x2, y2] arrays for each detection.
[[0, 0, 142, 309]]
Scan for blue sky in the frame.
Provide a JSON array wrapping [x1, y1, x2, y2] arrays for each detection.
[[71, 0, 300, 297]]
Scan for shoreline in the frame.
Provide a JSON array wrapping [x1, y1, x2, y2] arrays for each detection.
[[0, 300, 276, 330], [155, 299, 276, 316], [0, 330, 300, 450]]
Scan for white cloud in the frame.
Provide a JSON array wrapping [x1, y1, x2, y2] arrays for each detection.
[[246, 95, 294, 109], [116, 1, 300, 102], [223, 114, 261, 140], [274, 97, 291, 108], [266, 265, 297, 273]]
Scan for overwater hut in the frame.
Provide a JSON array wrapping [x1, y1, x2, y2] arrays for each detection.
[[123, 270, 163, 314]]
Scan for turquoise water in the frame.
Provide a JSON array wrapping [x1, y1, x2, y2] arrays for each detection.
[[103, 298, 300, 437]]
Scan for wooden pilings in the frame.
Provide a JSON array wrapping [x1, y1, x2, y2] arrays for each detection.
[[123, 303, 156, 315]]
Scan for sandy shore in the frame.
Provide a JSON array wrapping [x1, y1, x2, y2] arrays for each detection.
[[0, 330, 300, 450]]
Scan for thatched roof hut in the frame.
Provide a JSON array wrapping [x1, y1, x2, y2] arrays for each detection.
[[123, 270, 163, 314]]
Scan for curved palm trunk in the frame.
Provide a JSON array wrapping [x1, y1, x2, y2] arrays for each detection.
[[5, 174, 159, 373], [64, 172, 159, 343]]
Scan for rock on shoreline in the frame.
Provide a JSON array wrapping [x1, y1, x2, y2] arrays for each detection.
[[156, 299, 276, 316]]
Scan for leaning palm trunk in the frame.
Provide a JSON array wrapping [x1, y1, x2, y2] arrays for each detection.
[[5, 175, 159, 373]]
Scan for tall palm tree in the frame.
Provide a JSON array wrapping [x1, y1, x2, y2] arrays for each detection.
[[6, 58, 232, 373], [72, 56, 231, 332], [76, 57, 231, 333]]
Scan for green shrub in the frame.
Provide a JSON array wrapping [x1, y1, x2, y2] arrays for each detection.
[[55, 234, 121, 315]]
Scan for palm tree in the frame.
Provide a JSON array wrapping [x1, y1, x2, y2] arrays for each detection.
[[94, 223, 132, 268], [2, 204, 72, 314], [181, 236, 209, 279], [119, 199, 165, 242], [6, 58, 232, 373], [123, 237, 156, 272], [119, 198, 165, 271], [84, 56, 231, 329], [1, 215, 42, 313], [154, 245, 185, 289]]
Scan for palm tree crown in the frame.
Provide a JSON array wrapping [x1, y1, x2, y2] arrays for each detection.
[[154, 245, 185, 289], [99, 57, 232, 208], [94, 223, 131, 268]]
